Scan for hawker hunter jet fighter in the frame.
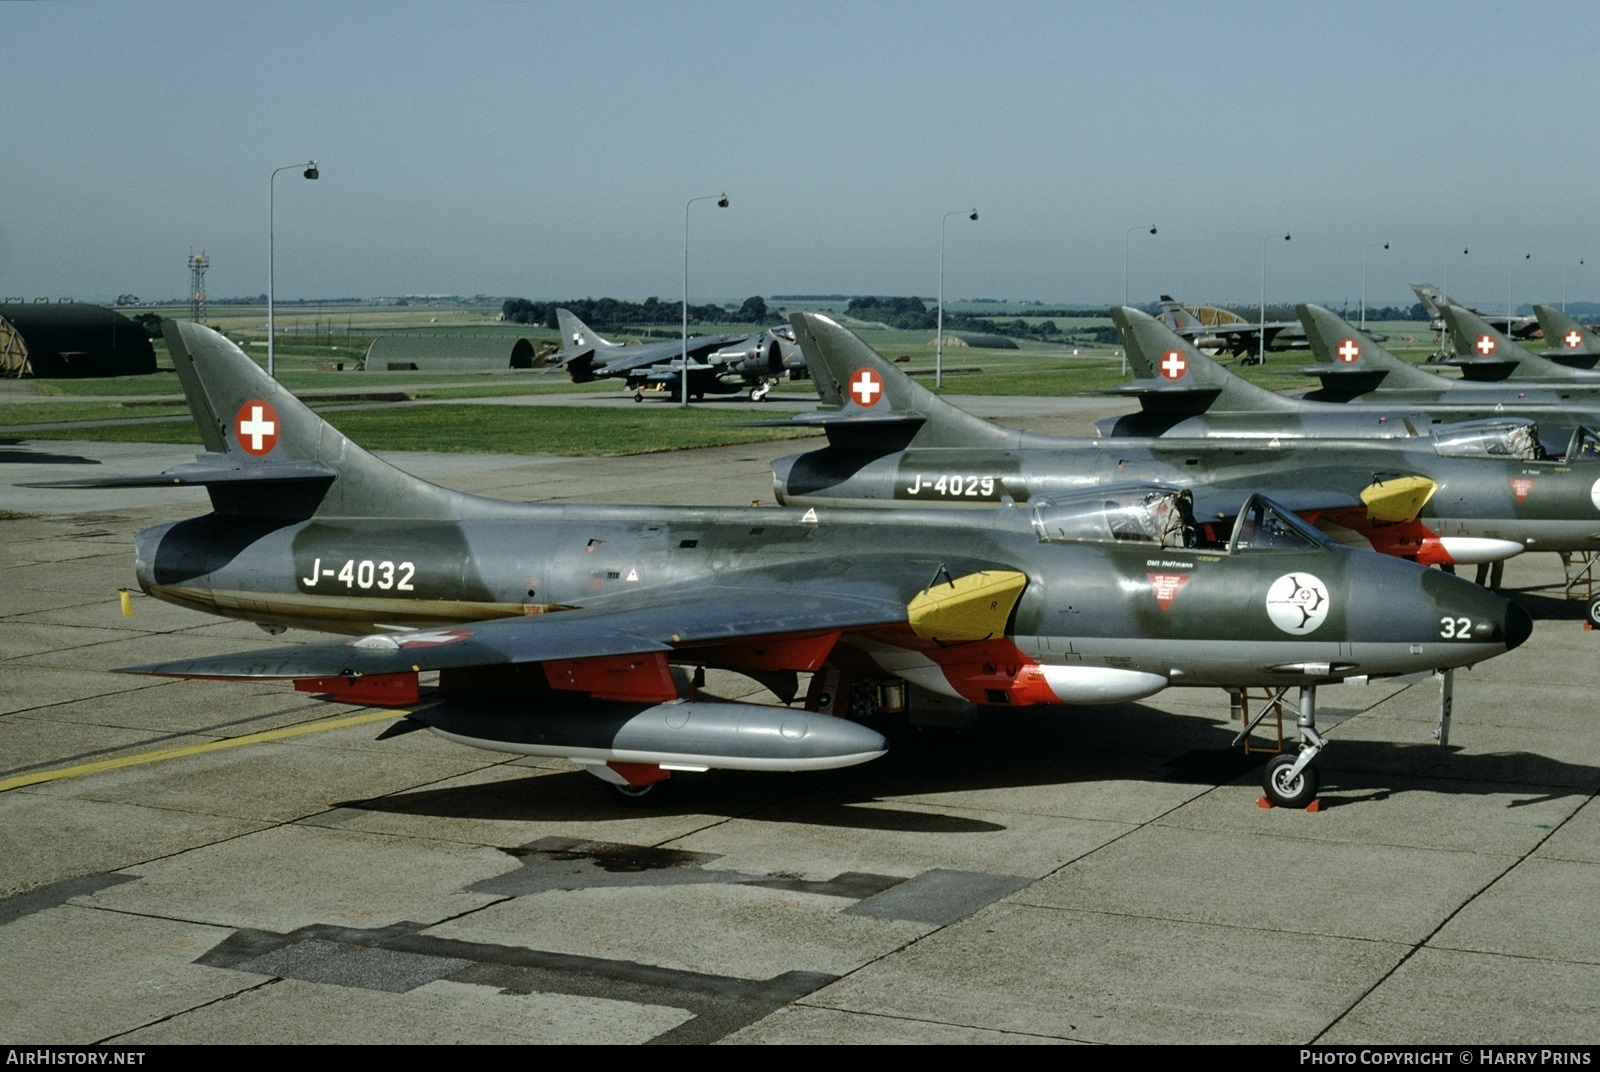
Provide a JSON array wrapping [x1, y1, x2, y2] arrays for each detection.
[[1110, 304, 1600, 454], [1532, 305, 1600, 370], [1412, 283, 1539, 341], [34, 321, 1528, 808], [1442, 304, 1600, 385], [775, 313, 1600, 569]]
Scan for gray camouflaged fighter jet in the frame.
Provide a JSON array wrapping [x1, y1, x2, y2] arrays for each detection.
[[35, 321, 1530, 808], [1109, 304, 1600, 455], [553, 307, 766, 400], [1442, 304, 1600, 385], [773, 312, 1600, 571], [1531, 305, 1600, 371]]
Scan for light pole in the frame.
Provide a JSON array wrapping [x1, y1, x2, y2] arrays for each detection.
[[268, 160, 318, 379], [1123, 224, 1156, 375], [1441, 248, 1467, 357], [1259, 231, 1289, 365], [682, 193, 728, 406], [1508, 251, 1529, 325], [937, 208, 977, 389], [1565, 258, 1585, 312], [1360, 240, 1389, 331]]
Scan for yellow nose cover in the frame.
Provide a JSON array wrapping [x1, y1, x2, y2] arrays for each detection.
[[1361, 476, 1437, 524], [908, 570, 1027, 642]]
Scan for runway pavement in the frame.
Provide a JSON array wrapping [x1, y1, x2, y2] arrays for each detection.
[[2, 436, 1598, 1045]]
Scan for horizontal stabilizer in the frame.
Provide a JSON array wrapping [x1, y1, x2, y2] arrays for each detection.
[[24, 457, 335, 490]]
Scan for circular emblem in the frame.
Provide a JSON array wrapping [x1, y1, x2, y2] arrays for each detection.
[[1266, 573, 1330, 634], [849, 368, 884, 407], [1590, 477, 1600, 513], [1475, 334, 1496, 356], [1336, 338, 1361, 363], [1566, 330, 1583, 349], [1159, 350, 1187, 380], [234, 400, 280, 457]]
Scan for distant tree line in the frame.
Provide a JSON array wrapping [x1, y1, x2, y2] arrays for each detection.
[[502, 295, 770, 330]]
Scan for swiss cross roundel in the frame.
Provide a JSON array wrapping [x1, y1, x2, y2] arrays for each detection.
[[1158, 350, 1187, 380], [235, 400, 280, 456], [1566, 330, 1583, 349], [1475, 334, 1496, 356], [1336, 338, 1361, 363], [849, 367, 884, 407]]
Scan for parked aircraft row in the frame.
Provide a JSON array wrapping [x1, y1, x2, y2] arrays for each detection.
[[38, 285, 1600, 810], [553, 307, 801, 402]]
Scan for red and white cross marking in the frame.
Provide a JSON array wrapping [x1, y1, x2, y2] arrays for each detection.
[[235, 400, 280, 456], [849, 367, 884, 407], [1337, 338, 1361, 363], [1566, 330, 1583, 349], [1475, 334, 1496, 356], [1159, 350, 1187, 380]]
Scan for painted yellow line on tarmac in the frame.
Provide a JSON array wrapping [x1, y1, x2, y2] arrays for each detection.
[[0, 709, 403, 793]]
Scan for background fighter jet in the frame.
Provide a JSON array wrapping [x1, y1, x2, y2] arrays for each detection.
[[1442, 304, 1600, 385], [624, 324, 802, 401], [775, 312, 1600, 570], [552, 307, 752, 392], [1156, 294, 1308, 360], [34, 320, 1526, 809], [1412, 283, 1539, 341]]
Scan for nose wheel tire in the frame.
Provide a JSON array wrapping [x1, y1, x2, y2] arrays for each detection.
[[604, 779, 672, 807], [1262, 751, 1319, 809], [1586, 595, 1600, 628]]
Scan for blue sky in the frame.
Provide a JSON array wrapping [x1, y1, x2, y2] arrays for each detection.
[[5, 0, 1596, 310]]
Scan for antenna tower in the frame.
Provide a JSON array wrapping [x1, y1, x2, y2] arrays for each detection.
[[187, 249, 210, 323]]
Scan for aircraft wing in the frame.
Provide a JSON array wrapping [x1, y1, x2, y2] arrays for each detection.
[[116, 557, 958, 682], [595, 334, 752, 377]]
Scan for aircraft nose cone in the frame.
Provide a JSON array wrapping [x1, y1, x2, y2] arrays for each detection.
[[1503, 600, 1533, 651]]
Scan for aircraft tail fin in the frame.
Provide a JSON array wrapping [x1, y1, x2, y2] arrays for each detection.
[[1295, 303, 1439, 394], [1410, 283, 1446, 320], [787, 312, 1016, 450], [161, 320, 461, 520], [554, 307, 623, 382], [1111, 306, 1299, 413], [1534, 304, 1600, 356]]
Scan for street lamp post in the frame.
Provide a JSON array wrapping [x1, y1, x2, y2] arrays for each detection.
[[1360, 241, 1389, 331], [1509, 251, 1530, 325], [1565, 258, 1585, 312], [682, 193, 729, 406], [267, 160, 318, 380], [1123, 224, 1156, 374], [937, 208, 977, 389], [1260, 231, 1289, 365], [1441, 248, 1467, 357]]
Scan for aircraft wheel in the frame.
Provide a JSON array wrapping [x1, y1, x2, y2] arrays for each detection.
[[603, 778, 672, 808], [1587, 595, 1600, 628], [1262, 752, 1319, 809], [633, 392, 644, 403]]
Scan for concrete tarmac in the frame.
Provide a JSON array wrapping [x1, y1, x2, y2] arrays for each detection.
[[3, 437, 1599, 1045]]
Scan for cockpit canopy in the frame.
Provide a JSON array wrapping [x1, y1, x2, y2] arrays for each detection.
[[1431, 419, 1543, 461], [1564, 425, 1600, 461], [1031, 484, 1197, 548], [1226, 494, 1332, 553]]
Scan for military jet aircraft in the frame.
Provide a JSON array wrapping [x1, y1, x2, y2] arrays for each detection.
[[32, 320, 1529, 808], [1109, 304, 1600, 455], [552, 307, 753, 396], [625, 324, 803, 402], [773, 312, 1600, 570], [1442, 304, 1600, 385], [1412, 283, 1539, 342], [1155, 295, 1308, 360], [1532, 305, 1600, 370]]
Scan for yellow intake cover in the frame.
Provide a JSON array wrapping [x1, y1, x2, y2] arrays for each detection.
[[1361, 475, 1437, 523], [907, 570, 1027, 642]]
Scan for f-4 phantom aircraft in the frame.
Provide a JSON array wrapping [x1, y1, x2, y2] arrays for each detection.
[[773, 313, 1600, 570], [555, 308, 799, 401], [33, 321, 1528, 808]]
